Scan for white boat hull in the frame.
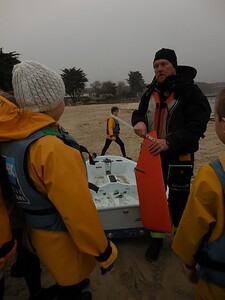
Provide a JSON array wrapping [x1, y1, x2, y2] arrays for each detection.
[[86, 155, 148, 238]]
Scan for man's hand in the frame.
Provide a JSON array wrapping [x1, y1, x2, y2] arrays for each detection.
[[148, 138, 169, 155], [133, 122, 147, 138]]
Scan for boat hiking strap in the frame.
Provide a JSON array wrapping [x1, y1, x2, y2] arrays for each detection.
[[88, 182, 99, 193]]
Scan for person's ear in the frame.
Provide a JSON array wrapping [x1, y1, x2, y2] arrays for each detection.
[[222, 117, 225, 132]]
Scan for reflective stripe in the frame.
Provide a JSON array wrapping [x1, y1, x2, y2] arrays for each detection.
[[150, 231, 165, 238], [167, 164, 193, 191]]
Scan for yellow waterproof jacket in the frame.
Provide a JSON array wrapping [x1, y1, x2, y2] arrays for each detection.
[[0, 188, 12, 247], [0, 191, 17, 271], [0, 93, 18, 267], [0, 96, 117, 285], [0, 189, 17, 266], [172, 153, 225, 299], [106, 115, 116, 140]]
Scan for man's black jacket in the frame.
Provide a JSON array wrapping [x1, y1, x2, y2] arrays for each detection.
[[131, 65, 211, 154]]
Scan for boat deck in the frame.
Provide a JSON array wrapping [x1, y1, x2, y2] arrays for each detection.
[[86, 156, 147, 237], [86, 156, 139, 210]]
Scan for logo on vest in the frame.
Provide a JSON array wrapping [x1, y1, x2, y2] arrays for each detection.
[[6, 156, 30, 204]]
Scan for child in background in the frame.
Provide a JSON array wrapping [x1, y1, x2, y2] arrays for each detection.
[[172, 88, 225, 299], [101, 106, 127, 157]]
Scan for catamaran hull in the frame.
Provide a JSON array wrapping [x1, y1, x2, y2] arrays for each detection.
[[97, 206, 147, 238]]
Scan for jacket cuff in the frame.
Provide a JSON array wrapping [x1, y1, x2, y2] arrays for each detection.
[[95, 241, 112, 262], [96, 240, 118, 269]]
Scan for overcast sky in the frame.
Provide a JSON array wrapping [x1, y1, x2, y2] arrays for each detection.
[[1, 0, 225, 85]]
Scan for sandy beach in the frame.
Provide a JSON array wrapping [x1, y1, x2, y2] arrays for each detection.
[[4, 101, 223, 300]]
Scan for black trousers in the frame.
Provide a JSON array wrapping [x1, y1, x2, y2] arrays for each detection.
[[22, 246, 42, 296], [101, 136, 126, 157], [161, 151, 194, 228], [0, 276, 4, 300], [0, 240, 41, 300], [56, 282, 86, 300], [22, 246, 86, 299]]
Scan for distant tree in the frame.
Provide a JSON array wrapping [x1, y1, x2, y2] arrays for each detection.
[[90, 80, 117, 99], [61, 67, 88, 101], [116, 81, 129, 97], [90, 81, 102, 97], [0, 48, 20, 91], [126, 71, 145, 96], [101, 81, 116, 96]]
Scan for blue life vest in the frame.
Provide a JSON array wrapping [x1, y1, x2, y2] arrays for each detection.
[[113, 119, 120, 136], [195, 159, 225, 287], [0, 127, 94, 231], [107, 117, 120, 136]]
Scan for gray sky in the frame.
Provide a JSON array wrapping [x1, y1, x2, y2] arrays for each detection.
[[1, 0, 225, 85]]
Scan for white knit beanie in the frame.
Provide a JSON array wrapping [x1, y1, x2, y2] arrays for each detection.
[[12, 61, 65, 112]]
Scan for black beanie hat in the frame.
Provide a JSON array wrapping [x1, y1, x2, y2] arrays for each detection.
[[153, 48, 177, 69]]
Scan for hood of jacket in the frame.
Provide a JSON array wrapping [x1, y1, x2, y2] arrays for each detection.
[[0, 95, 57, 142], [172, 65, 197, 87], [176, 65, 197, 80]]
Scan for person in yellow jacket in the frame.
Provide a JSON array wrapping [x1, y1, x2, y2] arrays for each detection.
[[0, 90, 59, 300], [0, 185, 17, 300], [101, 106, 127, 157], [0, 61, 117, 300], [172, 88, 225, 299], [0, 91, 17, 300]]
